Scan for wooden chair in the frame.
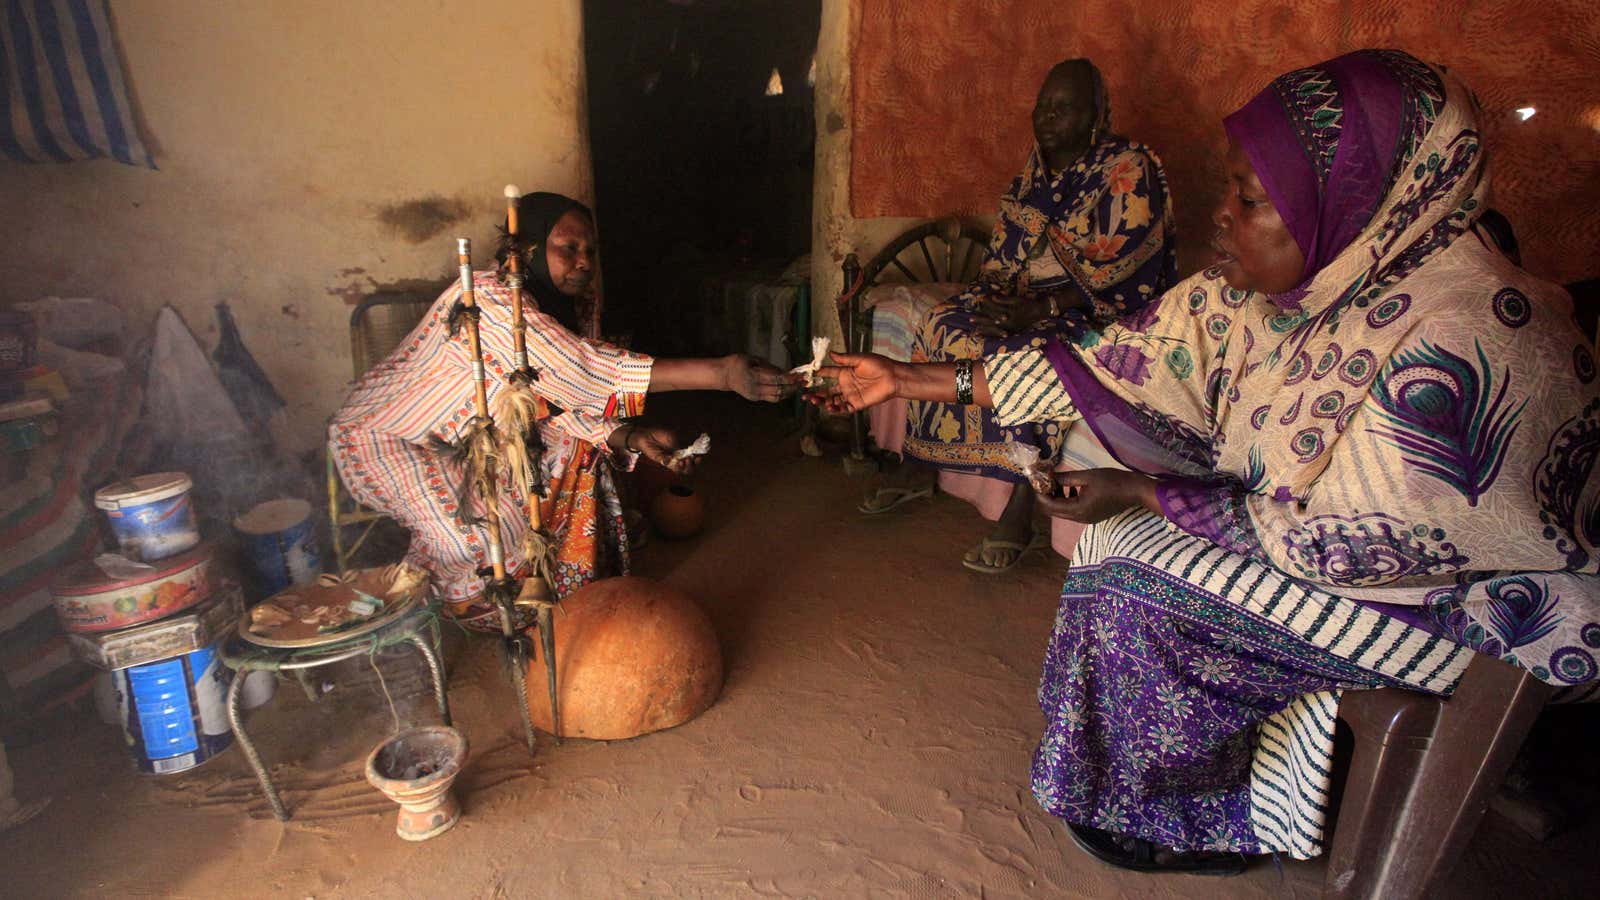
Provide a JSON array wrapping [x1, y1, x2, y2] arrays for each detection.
[[837, 216, 989, 474], [325, 291, 435, 573]]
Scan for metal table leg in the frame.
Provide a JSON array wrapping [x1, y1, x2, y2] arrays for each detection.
[[227, 668, 287, 822], [409, 633, 451, 727], [294, 669, 318, 703]]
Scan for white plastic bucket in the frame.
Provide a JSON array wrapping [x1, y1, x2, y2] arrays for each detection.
[[94, 472, 199, 561]]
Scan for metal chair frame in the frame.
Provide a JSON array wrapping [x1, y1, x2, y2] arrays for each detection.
[[326, 292, 435, 573]]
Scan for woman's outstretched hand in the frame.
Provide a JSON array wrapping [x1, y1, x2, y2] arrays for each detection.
[[723, 354, 792, 402], [805, 352, 900, 413], [1036, 469, 1160, 523]]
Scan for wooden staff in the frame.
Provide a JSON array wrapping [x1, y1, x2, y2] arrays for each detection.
[[503, 185, 563, 742], [455, 237, 538, 754], [504, 184, 533, 379], [455, 238, 506, 585]]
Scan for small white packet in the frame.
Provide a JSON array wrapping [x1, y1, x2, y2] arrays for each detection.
[[1004, 442, 1056, 496], [788, 336, 831, 387], [671, 432, 711, 463]]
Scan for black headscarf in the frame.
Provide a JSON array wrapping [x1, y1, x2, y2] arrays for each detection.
[[499, 191, 592, 333]]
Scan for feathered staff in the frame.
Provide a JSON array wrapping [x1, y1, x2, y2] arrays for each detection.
[[490, 184, 564, 742], [446, 236, 539, 755]]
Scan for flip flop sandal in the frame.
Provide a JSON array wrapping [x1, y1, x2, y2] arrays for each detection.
[[1066, 823, 1247, 876], [857, 485, 934, 515], [961, 532, 1049, 574]]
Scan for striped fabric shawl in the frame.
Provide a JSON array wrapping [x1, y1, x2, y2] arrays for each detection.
[[0, 0, 153, 167]]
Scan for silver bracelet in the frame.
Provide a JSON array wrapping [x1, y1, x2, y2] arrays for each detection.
[[954, 359, 975, 405]]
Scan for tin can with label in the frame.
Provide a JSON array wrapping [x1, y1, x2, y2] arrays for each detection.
[[111, 641, 234, 775]]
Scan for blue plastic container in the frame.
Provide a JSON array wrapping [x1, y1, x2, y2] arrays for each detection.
[[234, 498, 322, 599], [112, 642, 234, 775], [94, 472, 200, 562]]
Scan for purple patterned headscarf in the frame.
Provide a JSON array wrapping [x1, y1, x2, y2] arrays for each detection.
[[1223, 51, 1415, 306]]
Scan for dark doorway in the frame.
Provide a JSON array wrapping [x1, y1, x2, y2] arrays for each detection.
[[584, 0, 820, 358]]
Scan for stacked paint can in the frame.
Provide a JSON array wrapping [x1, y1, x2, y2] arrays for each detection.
[[108, 636, 235, 774], [93, 473, 200, 562], [57, 559, 244, 775], [233, 498, 322, 601], [56, 471, 247, 775]]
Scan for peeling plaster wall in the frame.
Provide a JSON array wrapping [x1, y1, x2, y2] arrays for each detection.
[[0, 0, 594, 453]]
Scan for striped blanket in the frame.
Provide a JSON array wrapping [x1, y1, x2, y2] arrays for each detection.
[[0, 378, 135, 717], [866, 283, 957, 363], [0, 0, 153, 166]]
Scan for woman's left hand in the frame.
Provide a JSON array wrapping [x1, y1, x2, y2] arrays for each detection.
[[611, 425, 700, 475], [1037, 468, 1160, 523]]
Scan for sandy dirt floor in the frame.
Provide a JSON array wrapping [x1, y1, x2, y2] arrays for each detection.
[[5, 396, 1599, 898]]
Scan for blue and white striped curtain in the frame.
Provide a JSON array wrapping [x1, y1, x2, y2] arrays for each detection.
[[0, 0, 153, 167]]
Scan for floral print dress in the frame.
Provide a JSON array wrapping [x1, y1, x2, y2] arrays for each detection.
[[903, 137, 1175, 478]]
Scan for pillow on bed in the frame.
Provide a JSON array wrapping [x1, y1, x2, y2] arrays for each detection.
[[863, 282, 965, 361]]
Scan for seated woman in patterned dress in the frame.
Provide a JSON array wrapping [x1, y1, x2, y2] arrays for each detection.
[[812, 50, 1600, 872], [870, 57, 1176, 575], [330, 192, 787, 632]]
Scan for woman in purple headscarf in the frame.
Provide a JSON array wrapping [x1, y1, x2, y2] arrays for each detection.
[[809, 50, 1600, 872]]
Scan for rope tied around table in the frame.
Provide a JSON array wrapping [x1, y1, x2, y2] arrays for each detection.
[[224, 604, 445, 673]]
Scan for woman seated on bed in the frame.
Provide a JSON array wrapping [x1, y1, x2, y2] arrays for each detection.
[[865, 57, 1177, 575], [813, 49, 1600, 872]]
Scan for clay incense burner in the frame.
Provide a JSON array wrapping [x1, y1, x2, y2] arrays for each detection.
[[365, 725, 468, 841]]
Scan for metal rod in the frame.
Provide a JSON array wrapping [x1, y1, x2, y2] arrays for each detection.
[[410, 633, 451, 727], [509, 647, 536, 754], [842, 254, 868, 463], [538, 606, 560, 743], [227, 670, 287, 821]]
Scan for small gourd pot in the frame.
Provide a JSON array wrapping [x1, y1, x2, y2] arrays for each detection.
[[649, 484, 705, 540], [629, 457, 674, 510]]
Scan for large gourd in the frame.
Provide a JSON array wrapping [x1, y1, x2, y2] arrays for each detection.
[[525, 577, 722, 740]]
